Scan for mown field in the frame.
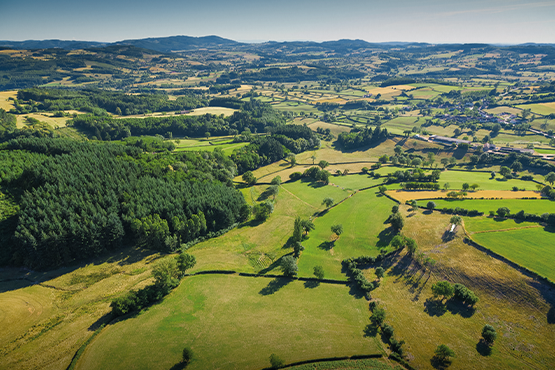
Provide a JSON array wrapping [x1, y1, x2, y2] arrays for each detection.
[[77, 274, 383, 370]]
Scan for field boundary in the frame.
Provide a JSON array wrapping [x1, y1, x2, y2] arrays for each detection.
[[260, 353, 383, 370], [471, 224, 543, 234], [187, 270, 350, 284]]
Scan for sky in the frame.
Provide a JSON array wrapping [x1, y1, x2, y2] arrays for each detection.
[[1, 0, 554, 44]]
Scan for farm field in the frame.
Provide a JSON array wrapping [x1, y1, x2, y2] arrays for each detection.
[[435, 170, 540, 191], [471, 227, 555, 281], [535, 148, 555, 154], [77, 274, 382, 370], [0, 90, 16, 111], [464, 216, 539, 233], [418, 198, 555, 215], [186, 106, 237, 116]]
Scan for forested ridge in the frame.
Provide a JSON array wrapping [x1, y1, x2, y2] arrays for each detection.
[[0, 138, 248, 268]]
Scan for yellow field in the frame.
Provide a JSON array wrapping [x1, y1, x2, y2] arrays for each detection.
[[366, 85, 415, 95], [16, 113, 70, 128], [386, 190, 542, 202], [0, 91, 17, 111], [187, 107, 237, 117]]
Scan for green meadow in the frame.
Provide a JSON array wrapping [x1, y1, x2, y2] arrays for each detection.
[[419, 198, 555, 215], [79, 275, 382, 370], [471, 227, 555, 281]]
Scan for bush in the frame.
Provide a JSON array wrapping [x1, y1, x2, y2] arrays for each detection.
[[289, 172, 302, 181], [482, 324, 497, 345], [427, 201, 436, 210]]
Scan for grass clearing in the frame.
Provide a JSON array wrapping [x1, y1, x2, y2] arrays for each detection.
[[78, 274, 382, 370], [0, 90, 16, 111], [186, 106, 237, 116], [15, 113, 70, 128], [516, 103, 555, 116]]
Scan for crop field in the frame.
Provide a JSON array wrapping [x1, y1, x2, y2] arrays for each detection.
[[77, 274, 382, 370], [471, 227, 555, 281], [297, 190, 396, 279], [417, 198, 555, 215]]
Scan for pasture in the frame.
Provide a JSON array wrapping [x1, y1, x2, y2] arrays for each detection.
[[77, 274, 382, 370], [297, 190, 396, 280], [464, 216, 539, 233], [186, 106, 237, 117], [471, 227, 555, 281], [0, 90, 16, 111], [388, 190, 541, 203], [376, 207, 555, 370], [435, 170, 540, 191]]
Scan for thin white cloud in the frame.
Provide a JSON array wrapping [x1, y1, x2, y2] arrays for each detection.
[[438, 1, 555, 17]]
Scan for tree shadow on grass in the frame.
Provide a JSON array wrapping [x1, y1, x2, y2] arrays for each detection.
[[317, 241, 335, 250], [88, 311, 113, 331], [424, 298, 447, 317], [363, 323, 378, 338], [445, 299, 476, 318], [237, 218, 265, 229], [304, 280, 320, 289], [430, 356, 452, 370], [476, 339, 493, 356], [348, 284, 367, 300], [169, 361, 189, 370], [259, 277, 292, 296], [376, 227, 395, 248]]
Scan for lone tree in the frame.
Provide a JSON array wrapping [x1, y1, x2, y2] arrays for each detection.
[[301, 219, 315, 235], [434, 344, 455, 362], [379, 185, 387, 194], [292, 217, 303, 242], [331, 224, 343, 237], [242, 171, 256, 186], [375, 267, 385, 280], [482, 324, 497, 345], [390, 212, 405, 231], [318, 160, 329, 169], [431, 281, 455, 301], [267, 185, 279, 200], [280, 255, 298, 277], [313, 265, 325, 279], [322, 197, 334, 208], [269, 353, 285, 369], [427, 201, 436, 210]]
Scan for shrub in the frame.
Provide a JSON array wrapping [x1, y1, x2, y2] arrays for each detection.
[[289, 172, 302, 181], [371, 307, 386, 326], [313, 265, 325, 279], [482, 325, 497, 345]]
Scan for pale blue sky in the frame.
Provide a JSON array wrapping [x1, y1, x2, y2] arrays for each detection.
[[1, 0, 554, 44]]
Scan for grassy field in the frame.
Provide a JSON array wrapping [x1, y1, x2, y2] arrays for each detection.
[[464, 216, 539, 233], [417, 198, 555, 215], [436, 170, 539, 191], [471, 227, 555, 281], [389, 190, 541, 202], [77, 274, 383, 370], [535, 148, 555, 154], [0, 90, 16, 111], [15, 113, 70, 128], [516, 103, 555, 116], [372, 207, 555, 370], [0, 248, 162, 370], [297, 190, 396, 280]]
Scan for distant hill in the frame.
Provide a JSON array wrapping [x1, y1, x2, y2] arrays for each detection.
[[113, 35, 242, 52], [0, 39, 105, 50]]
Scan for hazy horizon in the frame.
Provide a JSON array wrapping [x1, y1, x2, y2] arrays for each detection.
[[1, 0, 554, 44]]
